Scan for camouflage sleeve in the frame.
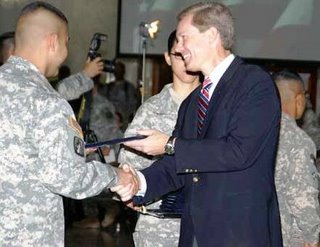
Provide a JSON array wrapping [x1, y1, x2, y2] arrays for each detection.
[[34, 97, 118, 199], [118, 101, 156, 170], [287, 148, 320, 244], [56, 71, 94, 101]]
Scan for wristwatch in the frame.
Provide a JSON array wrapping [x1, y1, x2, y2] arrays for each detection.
[[164, 136, 175, 155]]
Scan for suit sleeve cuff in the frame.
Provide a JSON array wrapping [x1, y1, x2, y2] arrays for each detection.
[[136, 170, 147, 196]]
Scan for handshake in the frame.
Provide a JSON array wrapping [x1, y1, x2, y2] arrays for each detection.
[[109, 129, 171, 201], [110, 164, 141, 202]]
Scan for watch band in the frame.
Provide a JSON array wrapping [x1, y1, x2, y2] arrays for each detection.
[[165, 136, 175, 155]]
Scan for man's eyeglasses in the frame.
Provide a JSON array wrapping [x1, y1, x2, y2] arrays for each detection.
[[170, 52, 184, 60]]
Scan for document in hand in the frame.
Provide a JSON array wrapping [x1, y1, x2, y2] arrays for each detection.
[[84, 135, 146, 149]]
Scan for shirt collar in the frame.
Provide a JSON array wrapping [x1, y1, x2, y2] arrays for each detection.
[[207, 54, 235, 85], [205, 54, 235, 96]]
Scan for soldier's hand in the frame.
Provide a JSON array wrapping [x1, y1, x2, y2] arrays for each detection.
[[110, 164, 140, 201], [123, 129, 170, 156], [83, 57, 104, 78]]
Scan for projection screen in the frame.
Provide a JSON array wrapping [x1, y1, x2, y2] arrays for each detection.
[[118, 0, 320, 62]]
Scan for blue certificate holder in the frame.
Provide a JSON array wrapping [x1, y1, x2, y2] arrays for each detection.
[[85, 135, 147, 149]]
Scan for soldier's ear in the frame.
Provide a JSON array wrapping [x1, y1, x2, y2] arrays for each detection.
[[46, 33, 58, 53], [295, 92, 306, 119], [164, 51, 172, 66]]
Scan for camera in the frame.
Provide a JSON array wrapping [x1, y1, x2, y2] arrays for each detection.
[[88, 33, 115, 73]]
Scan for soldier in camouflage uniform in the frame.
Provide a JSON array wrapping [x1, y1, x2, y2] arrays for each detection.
[[274, 70, 320, 247], [118, 30, 200, 247], [0, 2, 136, 246]]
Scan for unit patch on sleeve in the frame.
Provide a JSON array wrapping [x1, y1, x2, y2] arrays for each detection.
[[74, 136, 85, 157], [69, 116, 83, 138]]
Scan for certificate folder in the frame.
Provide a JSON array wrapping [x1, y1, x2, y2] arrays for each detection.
[[85, 135, 146, 149]]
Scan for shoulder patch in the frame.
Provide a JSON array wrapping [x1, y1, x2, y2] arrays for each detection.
[[69, 116, 83, 138], [74, 136, 85, 157]]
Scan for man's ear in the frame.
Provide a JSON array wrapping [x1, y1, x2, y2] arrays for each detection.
[[47, 33, 58, 52], [295, 93, 305, 119], [207, 26, 219, 44], [164, 51, 171, 66]]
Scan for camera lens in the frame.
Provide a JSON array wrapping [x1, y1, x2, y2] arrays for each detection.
[[103, 59, 115, 73]]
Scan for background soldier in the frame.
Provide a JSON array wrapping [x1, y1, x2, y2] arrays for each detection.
[[274, 70, 320, 247]]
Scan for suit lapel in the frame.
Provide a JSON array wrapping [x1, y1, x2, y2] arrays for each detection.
[[190, 86, 201, 138], [198, 56, 244, 138]]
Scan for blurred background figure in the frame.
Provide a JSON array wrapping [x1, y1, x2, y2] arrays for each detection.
[[100, 61, 139, 131], [88, 79, 124, 164], [274, 70, 320, 247]]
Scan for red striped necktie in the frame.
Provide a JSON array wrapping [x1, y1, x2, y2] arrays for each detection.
[[197, 78, 212, 135]]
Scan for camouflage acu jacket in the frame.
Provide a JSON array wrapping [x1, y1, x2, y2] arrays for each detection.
[[0, 56, 118, 247], [275, 113, 320, 246], [57, 71, 93, 101]]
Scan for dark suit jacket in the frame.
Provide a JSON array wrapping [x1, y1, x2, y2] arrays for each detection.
[[136, 57, 283, 247]]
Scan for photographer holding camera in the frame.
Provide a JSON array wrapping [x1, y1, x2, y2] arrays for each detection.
[[87, 32, 139, 131], [56, 56, 104, 101], [58, 32, 116, 103]]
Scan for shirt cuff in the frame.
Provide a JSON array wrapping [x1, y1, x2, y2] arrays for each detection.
[[136, 170, 147, 196]]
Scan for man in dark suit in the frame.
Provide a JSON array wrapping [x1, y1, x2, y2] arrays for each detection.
[[112, 2, 283, 247]]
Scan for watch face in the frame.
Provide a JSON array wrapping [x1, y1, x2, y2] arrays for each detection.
[[165, 143, 174, 155], [165, 136, 175, 155]]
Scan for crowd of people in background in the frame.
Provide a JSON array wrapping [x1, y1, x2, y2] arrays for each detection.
[[0, 1, 319, 247]]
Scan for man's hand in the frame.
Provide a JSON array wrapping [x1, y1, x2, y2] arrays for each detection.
[[304, 243, 320, 247], [111, 164, 140, 201], [123, 129, 170, 156], [83, 57, 104, 78], [85, 147, 97, 155]]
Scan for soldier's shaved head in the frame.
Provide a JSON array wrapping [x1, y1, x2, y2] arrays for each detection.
[[16, 2, 67, 48], [14, 1, 69, 77], [274, 70, 304, 100], [274, 70, 306, 119]]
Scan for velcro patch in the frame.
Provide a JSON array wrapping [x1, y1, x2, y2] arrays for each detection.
[[74, 136, 85, 157], [69, 116, 83, 138]]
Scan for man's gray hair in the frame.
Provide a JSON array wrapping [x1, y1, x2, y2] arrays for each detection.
[[178, 2, 234, 50]]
